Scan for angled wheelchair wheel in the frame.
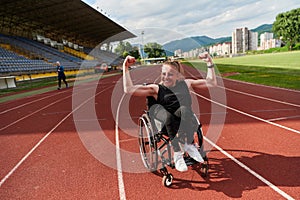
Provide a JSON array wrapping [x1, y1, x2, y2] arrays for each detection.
[[200, 159, 209, 177], [194, 123, 209, 177], [138, 113, 158, 171], [195, 124, 207, 159]]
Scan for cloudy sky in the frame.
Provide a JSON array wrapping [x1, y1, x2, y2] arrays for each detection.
[[82, 0, 300, 45]]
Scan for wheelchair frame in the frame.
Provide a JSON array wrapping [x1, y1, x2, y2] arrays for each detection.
[[138, 111, 209, 187]]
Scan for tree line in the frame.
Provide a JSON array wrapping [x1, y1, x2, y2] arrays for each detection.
[[114, 41, 166, 60]]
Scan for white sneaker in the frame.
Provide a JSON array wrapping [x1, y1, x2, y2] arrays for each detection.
[[184, 143, 204, 163], [173, 151, 188, 172]]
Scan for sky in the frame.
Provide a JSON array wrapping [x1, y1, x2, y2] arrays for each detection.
[[82, 0, 300, 45]]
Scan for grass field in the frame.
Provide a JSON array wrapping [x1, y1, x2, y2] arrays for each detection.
[[214, 51, 300, 69], [186, 51, 300, 90]]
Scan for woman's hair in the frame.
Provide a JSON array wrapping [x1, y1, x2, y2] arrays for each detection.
[[162, 59, 185, 80]]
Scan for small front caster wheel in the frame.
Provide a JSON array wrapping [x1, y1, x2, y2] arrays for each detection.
[[162, 173, 173, 187]]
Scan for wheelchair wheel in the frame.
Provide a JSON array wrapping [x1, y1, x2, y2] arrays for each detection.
[[162, 173, 173, 187], [138, 113, 158, 171], [195, 124, 207, 159], [194, 124, 209, 177]]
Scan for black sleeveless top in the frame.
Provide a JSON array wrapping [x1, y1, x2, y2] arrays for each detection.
[[156, 80, 192, 113]]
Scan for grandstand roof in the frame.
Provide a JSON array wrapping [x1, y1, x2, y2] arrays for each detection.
[[0, 0, 136, 47]]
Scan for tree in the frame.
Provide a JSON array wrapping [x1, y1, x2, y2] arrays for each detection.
[[114, 41, 133, 57], [114, 41, 141, 59], [273, 8, 300, 51], [129, 46, 140, 59], [143, 42, 166, 58], [114, 41, 166, 59]]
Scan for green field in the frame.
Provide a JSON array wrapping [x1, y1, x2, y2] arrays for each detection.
[[214, 51, 300, 69], [186, 51, 300, 90]]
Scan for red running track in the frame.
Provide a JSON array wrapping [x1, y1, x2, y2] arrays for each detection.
[[0, 65, 299, 200]]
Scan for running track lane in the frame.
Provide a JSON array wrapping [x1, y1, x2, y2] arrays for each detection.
[[116, 66, 299, 199], [0, 65, 299, 199], [0, 76, 124, 199]]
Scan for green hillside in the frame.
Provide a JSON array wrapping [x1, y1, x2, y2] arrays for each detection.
[[251, 24, 273, 34], [163, 24, 272, 54]]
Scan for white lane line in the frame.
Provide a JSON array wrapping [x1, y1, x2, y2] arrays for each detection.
[[251, 108, 297, 113], [0, 112, 71, 187], [73, 118, 107, 121], [0, 81, 102, 131], [0, 90, 68, 115], [128, 67, 296, 199], [114, 70, 158, 200], [197, 112, 228, 116], [115, 94, 126, 200], [0, 84, 114, 187], [193, 92, 300, 134], [223, 77, 300, 94], [0, 95, 71, 132], [268, 115, 300, 122], [186, 68, 297, 198], [220, 86, 300, 108], [185, 68, 299, 108], [0, 79, 102, 115], [204, 137, 295, 200], [119, 138, 137, 143]]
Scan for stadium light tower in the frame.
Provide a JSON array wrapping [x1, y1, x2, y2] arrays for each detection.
[[141, 31, 145, 62]]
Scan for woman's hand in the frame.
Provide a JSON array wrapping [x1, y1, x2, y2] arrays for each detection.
[[199, 52, 212, 62], [199, 52, 213, 66], [123, 55, 136, 71]]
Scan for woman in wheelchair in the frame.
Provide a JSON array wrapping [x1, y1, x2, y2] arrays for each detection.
[[123, 53, 217, 172]]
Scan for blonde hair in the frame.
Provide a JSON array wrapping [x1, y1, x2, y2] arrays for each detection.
[[162, 60, 185, 80]]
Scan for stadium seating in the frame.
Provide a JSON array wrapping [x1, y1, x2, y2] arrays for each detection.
[[0, 33, 123, 76], [0, 34, 82, 73], [0, 46, 54, 73]]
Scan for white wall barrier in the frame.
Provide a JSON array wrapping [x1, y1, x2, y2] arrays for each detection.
[[0, 76, 16, 89]]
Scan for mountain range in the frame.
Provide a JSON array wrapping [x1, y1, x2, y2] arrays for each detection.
[[162, 24, 273, 54]]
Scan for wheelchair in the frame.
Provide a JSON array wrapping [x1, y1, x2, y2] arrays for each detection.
[[138, 96, 209, 187]]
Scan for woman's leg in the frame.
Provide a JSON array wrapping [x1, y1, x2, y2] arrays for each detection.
[[149, 105, 188, 171], [174, 106, 204, 163], [174, 106, 197, 144], [149, 105, 181, 151]]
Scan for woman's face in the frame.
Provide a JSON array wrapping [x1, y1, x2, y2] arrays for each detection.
[[161, 64, 179, 87]]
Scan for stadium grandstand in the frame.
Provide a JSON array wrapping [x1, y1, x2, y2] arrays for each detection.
[[0, 0, 135, 85]]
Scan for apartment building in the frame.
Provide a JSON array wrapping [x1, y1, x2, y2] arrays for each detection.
[[258, 32, 282, 50], [174, 47, 206, 58], [209, 42, 232, 56], [232, 27, 258, 54]]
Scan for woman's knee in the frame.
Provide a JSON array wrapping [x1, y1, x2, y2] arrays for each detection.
[[175, 106, 193, 119]]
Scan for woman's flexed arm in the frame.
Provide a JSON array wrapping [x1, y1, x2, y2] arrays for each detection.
[[123, 56, 158, 97], [186, 52, 217, 89]]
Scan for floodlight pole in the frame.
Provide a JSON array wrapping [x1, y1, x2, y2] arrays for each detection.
[[141, 31, 144, 64]]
